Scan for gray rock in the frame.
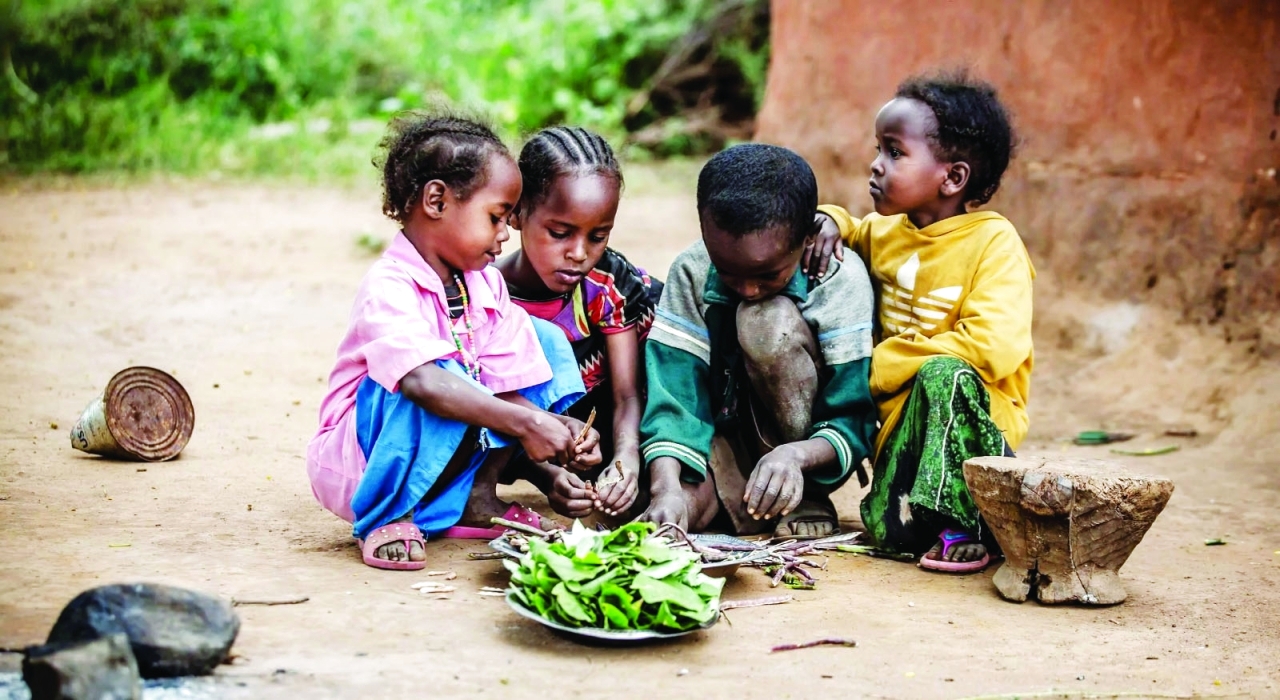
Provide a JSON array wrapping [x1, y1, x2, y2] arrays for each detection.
[[22, 633, 142, 700], [45, 583, 240, 679]]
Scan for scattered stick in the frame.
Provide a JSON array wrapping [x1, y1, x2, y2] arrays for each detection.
[[490, 517, 552, 538], [478, 591, 506, 597], [719, 595, 794, 611], [479, 586, 505, 593], [1110, 445, 1179, 456], [468, 551, 507, 560], [833, 544, 916, 561], [231, 596, 309, 607], [770, 638, 857, 653]]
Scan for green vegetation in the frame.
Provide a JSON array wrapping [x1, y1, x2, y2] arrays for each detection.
[[1, 0, 766, 179]]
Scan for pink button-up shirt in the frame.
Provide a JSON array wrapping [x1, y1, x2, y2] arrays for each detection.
[[306, 232, 551, 522]]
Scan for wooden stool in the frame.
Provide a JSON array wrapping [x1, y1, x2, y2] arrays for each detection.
[[963, 455, 1174, 605]]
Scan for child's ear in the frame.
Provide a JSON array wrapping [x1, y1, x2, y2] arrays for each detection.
[[508, 205, 524, 231], [421, 180, 448, 220], [940, 162, 971, 198]]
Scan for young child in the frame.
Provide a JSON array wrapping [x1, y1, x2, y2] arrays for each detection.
[[806, 72, 1034, 572], [307, 112, 600, 571], [638, 143, 878, 539], [496, 126, 661, 522]]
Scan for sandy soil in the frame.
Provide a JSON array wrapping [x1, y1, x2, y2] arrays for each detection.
[[1, 172, 1277, 699]]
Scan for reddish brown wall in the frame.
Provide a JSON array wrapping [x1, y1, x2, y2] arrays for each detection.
[[756, 0, 1280, 337]]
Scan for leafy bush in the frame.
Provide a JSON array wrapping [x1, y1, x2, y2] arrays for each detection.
[[1, 0, 766, 175]]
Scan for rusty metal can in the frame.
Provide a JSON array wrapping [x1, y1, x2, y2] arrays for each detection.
[[70, 367, 195, 461]]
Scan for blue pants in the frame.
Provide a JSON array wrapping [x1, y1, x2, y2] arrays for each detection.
[[349, 319, 584, 540]]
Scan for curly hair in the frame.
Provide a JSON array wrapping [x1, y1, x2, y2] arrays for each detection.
[[373, 111, 510, 223], [696, 143, 817, 249], [517, 126, 623, 212], [896, 71, 1016, 205]]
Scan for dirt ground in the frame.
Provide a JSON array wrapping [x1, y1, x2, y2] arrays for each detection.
[[1, 169, 1278, 699]]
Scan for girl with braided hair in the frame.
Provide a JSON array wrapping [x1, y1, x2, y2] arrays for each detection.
[[496, 126, 662, 522], [307, 112, 600, 570], [806, 71, 1034, 573]]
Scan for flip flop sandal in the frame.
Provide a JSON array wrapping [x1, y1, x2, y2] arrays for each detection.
[[438, 502, 550, 540], [358, 522, 426, 571], [917, 528, 991, 573]]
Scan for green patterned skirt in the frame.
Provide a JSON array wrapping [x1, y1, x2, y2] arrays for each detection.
[[859, 356, 1009, 553]]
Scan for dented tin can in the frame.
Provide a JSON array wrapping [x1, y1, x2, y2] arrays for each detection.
[[71, 367, 195, 461]]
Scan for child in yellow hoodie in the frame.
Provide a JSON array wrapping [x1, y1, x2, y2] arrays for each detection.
[[807, 72, 1034, 573]]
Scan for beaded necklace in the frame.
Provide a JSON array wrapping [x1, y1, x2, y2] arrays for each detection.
[[449, 273, 481, 381]]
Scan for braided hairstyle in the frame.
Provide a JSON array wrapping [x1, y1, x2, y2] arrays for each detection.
[[895, 71, 1016, 205], [374, 111, 511, 223], [517, 126, 623, 212]]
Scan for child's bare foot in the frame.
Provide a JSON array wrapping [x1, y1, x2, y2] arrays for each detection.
[[772, 496, 838, 539], [372, 516, 426, 563]]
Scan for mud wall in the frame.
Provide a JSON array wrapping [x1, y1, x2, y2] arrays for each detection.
[[756, 0, 1280, 341]]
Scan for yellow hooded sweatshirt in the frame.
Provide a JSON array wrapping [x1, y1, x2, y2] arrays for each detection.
[[817, 206, 1035, 456]]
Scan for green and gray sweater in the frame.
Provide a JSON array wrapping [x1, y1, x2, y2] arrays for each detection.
[[640, 241, 878, 487]]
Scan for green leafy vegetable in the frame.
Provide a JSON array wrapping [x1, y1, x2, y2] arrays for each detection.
[[504, 521, 723, 632]]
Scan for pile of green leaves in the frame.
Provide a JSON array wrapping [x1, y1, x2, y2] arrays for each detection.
[[505, 522, 723, 633]]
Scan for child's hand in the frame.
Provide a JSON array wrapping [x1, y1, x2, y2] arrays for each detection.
[[744, 445, 806, 521], [517, 413, 577, 466], [801, 212, 844, 279], [548, 468, 595, 518], [593, 460, 639, 517], [561, 417, 603, 471]]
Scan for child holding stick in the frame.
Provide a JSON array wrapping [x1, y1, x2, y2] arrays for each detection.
[[307, 112, 600, 570], [497, 127, 661, 522]]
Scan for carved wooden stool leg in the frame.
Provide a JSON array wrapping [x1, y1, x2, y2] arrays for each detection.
[[963, 456, 1174, 605]]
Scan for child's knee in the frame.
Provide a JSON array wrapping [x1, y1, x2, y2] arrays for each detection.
[[736, 296, 810, 363]]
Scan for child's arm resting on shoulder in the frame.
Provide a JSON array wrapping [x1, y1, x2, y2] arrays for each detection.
[[802, 211, 845, 278], [872, 246, 1033, 396], [398, 364, 578, 465]]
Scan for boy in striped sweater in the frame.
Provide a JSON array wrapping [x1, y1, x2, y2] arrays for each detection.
[[637, 144, 878, 538]]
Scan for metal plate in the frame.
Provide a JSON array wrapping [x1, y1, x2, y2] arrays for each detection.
[[505, 590, 717, 644]]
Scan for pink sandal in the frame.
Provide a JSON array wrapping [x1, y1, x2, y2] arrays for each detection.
[[438, 503, 549, 539], [917, 529, 991, 573], [357, 522, 426, 571]]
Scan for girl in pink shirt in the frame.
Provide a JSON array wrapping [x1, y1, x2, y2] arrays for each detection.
[[307, 113, 600, 570]]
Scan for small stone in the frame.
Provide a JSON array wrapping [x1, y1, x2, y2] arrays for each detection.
[[45, 583, 240, 679], [23, 633, 141, 700], [677, 669, 688, 676], [1077, 675, 1086, 680], [49, 422, 58, 430]]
